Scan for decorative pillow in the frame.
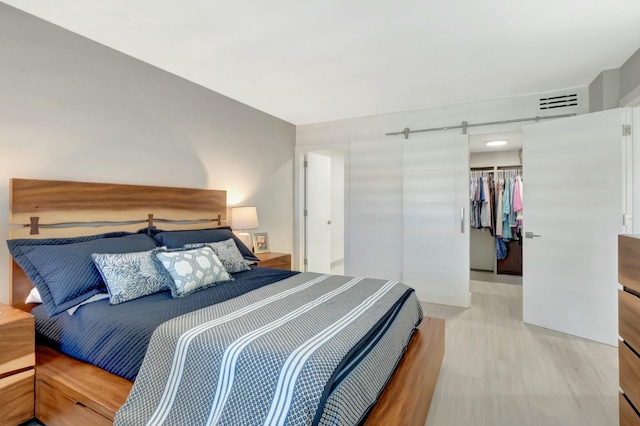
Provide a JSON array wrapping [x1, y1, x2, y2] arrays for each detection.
[[155, 246, 232, 298], [7, 232, 158, 316], [150, 226, 258, 261], [91, 248, 172, 305], [184, 238, 250, 273]]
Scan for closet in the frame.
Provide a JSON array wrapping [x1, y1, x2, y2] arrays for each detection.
[[469, 149, 523, 277]]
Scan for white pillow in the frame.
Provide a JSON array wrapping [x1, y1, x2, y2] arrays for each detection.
[[155, 246, 232, 298], [25, 287, 42, 304], [184, 238, 250, 273]]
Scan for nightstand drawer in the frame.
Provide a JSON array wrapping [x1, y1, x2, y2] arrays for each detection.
[[620, 235, 640, 294], [37, 380, 112, 426], [0, 368, 34, 425], [620, 289, 640, 352], [256, 253, 291, 270], [620, 393, 640, 426], [0, 305, 35, 376], [620, 341, 640, 412]]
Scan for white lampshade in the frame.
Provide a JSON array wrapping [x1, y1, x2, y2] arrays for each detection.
[[231, 206, 259, 230]]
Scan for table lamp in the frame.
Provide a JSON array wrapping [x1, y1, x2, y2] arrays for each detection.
[[231, 206, 259, 250]]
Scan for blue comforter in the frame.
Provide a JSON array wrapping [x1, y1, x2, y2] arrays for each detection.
[[32, 267, 299, 381]]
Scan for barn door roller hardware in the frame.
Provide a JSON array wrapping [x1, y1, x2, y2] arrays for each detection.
[[386, 113, 576, 139]]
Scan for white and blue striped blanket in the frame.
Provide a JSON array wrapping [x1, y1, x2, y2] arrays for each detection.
[[115, 272, 422, 426]]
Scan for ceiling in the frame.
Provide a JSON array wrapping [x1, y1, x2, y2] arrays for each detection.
[[469, 132, 521, 153], [3, 1, 640, 125]]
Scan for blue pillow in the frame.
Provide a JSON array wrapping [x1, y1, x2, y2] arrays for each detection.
[[7, 232, 158, 316], [150, 226, 258, 261]]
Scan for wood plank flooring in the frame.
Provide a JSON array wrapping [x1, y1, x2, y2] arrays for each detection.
[[424, 280, 618, 426]]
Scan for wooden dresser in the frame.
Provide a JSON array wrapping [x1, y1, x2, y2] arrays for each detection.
[[0, 303, 35, 425], [618, 235, 640, 425]]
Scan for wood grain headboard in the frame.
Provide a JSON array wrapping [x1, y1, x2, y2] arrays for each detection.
[[9, 178, 227, 311]]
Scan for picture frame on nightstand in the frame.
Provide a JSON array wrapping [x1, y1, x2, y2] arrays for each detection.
[[252, 232, 270, 253]]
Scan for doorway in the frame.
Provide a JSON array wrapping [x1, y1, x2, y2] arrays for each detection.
[[304, 149, 345, 275], [469, 131, 523, 285]]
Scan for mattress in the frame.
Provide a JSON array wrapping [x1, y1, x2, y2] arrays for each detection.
[[32, 266, 299, 381]]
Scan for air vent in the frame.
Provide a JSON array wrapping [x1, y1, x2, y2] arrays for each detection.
[[539, 93, 578, 110]]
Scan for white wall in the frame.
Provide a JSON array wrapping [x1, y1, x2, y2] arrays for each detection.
[[0, 5, 295, 304], [470, 150, 521, 168], [297, 89, 588, 283]]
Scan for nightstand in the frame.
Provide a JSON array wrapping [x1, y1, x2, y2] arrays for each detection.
[[0, 303, 35, 425], [255, 252, 292, 270]]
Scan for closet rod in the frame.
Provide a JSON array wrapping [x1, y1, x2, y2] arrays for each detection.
[[385, 112, 576, 139], [471, 169, 522, 173]]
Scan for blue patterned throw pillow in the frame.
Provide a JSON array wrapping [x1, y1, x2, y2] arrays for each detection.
[[155, 246, 232, 298], [92, 248, 172, 305], [184, 238, 250, 273]]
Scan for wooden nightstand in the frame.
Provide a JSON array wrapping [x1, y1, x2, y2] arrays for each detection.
[[0, 303, 35, 425], [255, 252, 291, 270]]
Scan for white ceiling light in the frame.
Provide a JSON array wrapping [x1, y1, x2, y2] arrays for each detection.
[[486, 140, 508, 147]]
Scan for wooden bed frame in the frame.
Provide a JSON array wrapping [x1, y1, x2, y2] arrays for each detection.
[[8, 178, 445, 426]]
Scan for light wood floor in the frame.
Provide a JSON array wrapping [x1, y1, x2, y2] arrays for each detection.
[[423, 280, 619, 426]]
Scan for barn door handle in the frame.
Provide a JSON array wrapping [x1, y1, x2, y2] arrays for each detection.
[[460, 207, 465, 234]]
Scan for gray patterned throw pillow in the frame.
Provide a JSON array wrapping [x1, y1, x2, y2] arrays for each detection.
[[184, 238, 251, 273], [155, 246, 232, 298], [92, 248, 172, 305]]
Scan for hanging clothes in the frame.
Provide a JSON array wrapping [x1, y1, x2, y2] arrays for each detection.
[[495, 236, 507, 260], [514, 175, 524, 225], [470, 172, 493, 230], [480, 176, 491, 228], [502, 177, 513, 241], [495, 179, 504, 238], [508, 176, 518, 229]]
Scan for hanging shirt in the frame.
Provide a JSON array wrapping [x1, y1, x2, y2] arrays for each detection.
[[515, 175, 524, 224], [513, 176, 523, 213], [508, 176, 518, 228], [496, 236, 507, 260], [502, 178, 513, 241], [496, 179, 504, 237], [480, 176, 490, 228], [488, 175, 495, 234]]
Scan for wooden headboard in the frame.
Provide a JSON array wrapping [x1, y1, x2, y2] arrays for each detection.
[[9, 178, 227, 311]]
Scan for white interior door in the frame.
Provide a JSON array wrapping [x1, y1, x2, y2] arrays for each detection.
[[403, 133, 470, 307], [523, 108, 626, 346], [305, 152, 332, 273]]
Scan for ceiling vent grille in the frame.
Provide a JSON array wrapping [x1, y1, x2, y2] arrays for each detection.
[[539, 93, 578, 110]]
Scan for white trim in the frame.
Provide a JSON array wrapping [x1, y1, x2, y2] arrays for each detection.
[[632, 107, 640, 233], [622, 108, 633, 235]]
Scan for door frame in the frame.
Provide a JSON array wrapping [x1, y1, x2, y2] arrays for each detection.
[[294, 142, 350, 273]]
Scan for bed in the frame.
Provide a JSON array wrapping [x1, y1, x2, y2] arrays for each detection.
[[8, 178, 445, 426]]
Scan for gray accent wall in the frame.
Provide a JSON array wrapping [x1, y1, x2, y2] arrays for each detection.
[[589, 47, 640, 110], [588, 69, 621, 112], [0, 4, 295, 304], [621, 48, 640, 102]]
